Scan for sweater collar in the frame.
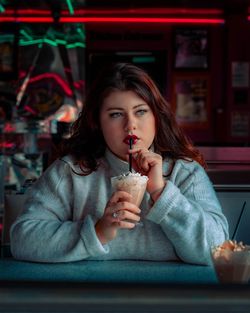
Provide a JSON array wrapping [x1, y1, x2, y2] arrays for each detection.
[[105, 149, 130, 176]]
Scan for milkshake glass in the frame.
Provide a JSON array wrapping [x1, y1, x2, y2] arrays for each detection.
[[111, 172, 148, 225], [211, 240, 250, 283]]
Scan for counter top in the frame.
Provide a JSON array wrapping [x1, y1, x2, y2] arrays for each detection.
[[1, 258, 250, 313], [0, 257, 217, 284]]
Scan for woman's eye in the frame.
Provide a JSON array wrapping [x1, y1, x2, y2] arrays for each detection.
[[109, 112, 123, 118], [136, 109, 147, 116]]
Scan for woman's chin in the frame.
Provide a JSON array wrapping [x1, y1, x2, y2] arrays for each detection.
[[110, 149, 127, 162]]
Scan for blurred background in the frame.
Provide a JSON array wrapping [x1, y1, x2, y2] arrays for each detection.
[[0, 0, 250, 229]]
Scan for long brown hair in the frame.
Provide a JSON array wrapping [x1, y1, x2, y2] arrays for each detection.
[[60, 62, 206, 174]]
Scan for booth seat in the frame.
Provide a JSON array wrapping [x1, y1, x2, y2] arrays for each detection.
[[216, 190, 250, 243]]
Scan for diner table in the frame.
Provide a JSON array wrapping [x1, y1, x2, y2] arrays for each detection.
[[0, 252, 217, 284], [1, 248, 250, 313], [0, 243, 219, 284]]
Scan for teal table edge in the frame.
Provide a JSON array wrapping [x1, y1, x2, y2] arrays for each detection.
[[0, 257, 218, 284]]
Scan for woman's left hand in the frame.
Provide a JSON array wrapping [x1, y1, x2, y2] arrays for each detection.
[[128, 148, 166, 202]]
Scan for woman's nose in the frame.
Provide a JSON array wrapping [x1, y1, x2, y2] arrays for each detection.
[[124, 114, 136, 132]]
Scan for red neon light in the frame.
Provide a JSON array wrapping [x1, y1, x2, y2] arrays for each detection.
[[17, 17, 54, 23], [0, 142, 16, 149], [4, 9, 51, 15], [16, 9, 51, 15], [24, 105, 37, 115], [3, 122, 15, 133], [25, 73, 73, 97], [0, 16, 224, 24], [0, 17, 15, 22], [0, 7, 225, 24], [3, 8, 224, 16], [60, 17, 225, 24], [61, 8, 224, 16], [0, 17, 53, 22], [248, 16, 250, 21]]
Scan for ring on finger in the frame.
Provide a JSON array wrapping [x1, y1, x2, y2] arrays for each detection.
[[112, 212, 119, 218]]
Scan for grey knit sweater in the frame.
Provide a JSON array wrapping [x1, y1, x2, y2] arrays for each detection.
[[10, 149, 228, 264]]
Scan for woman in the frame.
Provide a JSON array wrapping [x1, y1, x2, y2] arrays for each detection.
[[10, 63, 228, 264]]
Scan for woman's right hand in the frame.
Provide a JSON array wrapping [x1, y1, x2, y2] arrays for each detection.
[[95, 191, 141, 244]]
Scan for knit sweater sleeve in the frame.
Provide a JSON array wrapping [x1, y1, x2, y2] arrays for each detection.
[[10, 159, 109, 263], [146, 160, 229, 265]]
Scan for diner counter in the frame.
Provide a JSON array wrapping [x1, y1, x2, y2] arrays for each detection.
[[1, 257, 250, 313], [1, 258, 250, 313], [0, 257, 217, 284]]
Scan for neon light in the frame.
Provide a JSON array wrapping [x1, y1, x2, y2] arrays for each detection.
[[0, 17, 15, 22], [19, 39, 57, 47], [26, 73, 73, 97], [17, 17, 54, 23], [19, 38, 85, 48], [24, 105, 37, 115], [0, 16, 54, 23], [72, 8, 223, 15], [3, 8, 224, 16], [60, 17, 225, 24], [0, 142, 16, 149], [74, 81, 84, 89], [77, 26, 86, 40], [18, 9, 51, 15], [55, 39, 67, 45], [0, 16, 225, 24], [66, 42, 85, 48], [0, 4, 5, 13], [0, 16, 226, 24], [0, 7, 225, 24], [66, 0, 74, 15], [3, 122, 16, 133], [20, 29, 33, 40], [4, 9, 51, 15]]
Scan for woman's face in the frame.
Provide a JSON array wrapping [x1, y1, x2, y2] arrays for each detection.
[[99, 90, 156, 160]]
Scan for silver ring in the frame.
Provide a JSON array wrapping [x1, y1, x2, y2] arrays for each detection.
[[112, 212, 118, 218]]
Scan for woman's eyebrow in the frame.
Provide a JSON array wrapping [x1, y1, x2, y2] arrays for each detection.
[[133, 103, 148, 109], [105, 103, 147, 111], [106, 107, 124, 111]]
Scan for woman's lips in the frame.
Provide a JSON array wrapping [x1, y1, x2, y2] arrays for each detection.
[[123, 135, 138, 145]]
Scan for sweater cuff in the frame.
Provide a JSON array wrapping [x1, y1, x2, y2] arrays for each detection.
[[146, 181, 181, 224], [80, 215, 109, 257]]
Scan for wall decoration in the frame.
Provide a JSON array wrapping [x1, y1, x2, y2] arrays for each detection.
[[232, 62, 249, 88], [174, 28, 208, 69], [173, 73, 210, 128], [231, 111, 249, 137]]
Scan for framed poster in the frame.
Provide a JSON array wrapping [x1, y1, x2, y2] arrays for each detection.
[[173, 73, 210, 128], [174, 28, 208, 69], [232, 62, 249, 88], [231, 111, 249, 137]]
